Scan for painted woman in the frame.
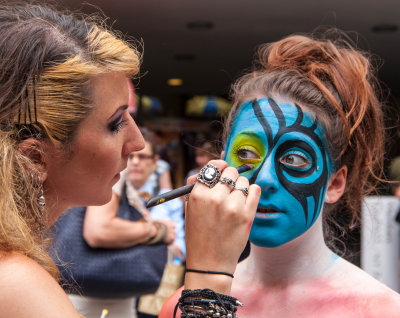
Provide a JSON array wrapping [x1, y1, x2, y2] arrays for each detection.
[[160, 31, 400, 317]]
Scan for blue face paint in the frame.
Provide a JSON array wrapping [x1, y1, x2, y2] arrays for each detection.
[[225, 98, 333, 247]]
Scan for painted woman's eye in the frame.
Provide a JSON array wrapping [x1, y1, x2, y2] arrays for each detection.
[[280, 151, 311, 170], [236, 148, 260, 161]]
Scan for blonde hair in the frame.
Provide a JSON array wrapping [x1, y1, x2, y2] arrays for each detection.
[[0, 3, 141, 278]]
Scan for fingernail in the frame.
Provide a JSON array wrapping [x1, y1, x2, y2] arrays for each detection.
[[258, 188, 261, 197]]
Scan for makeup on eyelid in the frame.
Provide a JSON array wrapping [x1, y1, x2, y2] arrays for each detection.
[[225, 98, 333, 247]]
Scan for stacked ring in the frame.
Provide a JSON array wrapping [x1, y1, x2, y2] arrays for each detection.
[[197, 163, 221, 188], [235, 187, 249, 196], [219, 177, 236, 189]]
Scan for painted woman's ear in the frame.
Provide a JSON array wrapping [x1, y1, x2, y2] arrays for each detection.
[[220, 150, 225, 160], [325, 165, 347, 204], [17, 138, 48, 181]]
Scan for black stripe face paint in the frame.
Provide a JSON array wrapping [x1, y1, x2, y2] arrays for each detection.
[[224, 98, 333, 247]]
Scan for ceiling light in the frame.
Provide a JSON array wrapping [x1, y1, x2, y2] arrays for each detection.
[[371, 24, 398, 33], [187, 21, 214, 30], [167, 78, 183, 86]]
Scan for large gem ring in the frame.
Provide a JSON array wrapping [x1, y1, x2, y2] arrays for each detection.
[[219, 177, 236, 189], [197, 163, 221, 188]]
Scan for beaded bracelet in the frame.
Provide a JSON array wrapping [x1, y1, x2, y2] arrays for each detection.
[[174, 288, 242, 318]]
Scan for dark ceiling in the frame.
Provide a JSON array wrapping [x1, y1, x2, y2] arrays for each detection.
[[57, 0, 400, 98]]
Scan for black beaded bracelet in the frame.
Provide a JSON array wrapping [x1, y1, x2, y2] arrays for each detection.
[[174, 288, 242, 318], [185, 268, 234, 278]]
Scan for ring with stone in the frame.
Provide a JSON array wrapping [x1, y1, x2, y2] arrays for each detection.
[[184, 193, 190, 201], [219, 177, 236, 189], [197, 163, 221, 188], [235, 187, 249, 196]]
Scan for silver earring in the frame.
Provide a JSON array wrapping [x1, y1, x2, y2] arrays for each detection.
[[37, 176, 46, 233], [37, 176, 45, 214], [31, 173, 46, 232]]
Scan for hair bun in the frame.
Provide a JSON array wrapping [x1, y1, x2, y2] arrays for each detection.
[[259, 35, 343, 81]]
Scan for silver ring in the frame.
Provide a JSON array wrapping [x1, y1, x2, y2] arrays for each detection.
[[184, 193, 190, 201], [219, 177, 236, 189], [235, 187, 249, 196], [197, 163, 221, 188]]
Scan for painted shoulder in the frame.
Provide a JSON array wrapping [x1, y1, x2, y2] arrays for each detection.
[[159, 285, 184, 317]]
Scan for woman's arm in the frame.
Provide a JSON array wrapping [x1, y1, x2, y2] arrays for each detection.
[[83, 192, 157, 248], [184, 160, 259, 294]]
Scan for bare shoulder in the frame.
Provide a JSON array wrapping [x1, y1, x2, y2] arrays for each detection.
[[0, 252, 80, 318], [331, 258, 400, 315], [232, 257, 400, 317]]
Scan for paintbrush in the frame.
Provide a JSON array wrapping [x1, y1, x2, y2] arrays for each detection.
[[146, 164, 253, 208]]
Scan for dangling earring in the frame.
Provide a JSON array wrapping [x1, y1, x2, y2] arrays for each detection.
[[37, 176, 46, 233], [31, 172, 46, 232], [37, 176, 45, 214]]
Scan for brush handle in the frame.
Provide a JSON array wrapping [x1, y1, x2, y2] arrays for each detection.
[[146, 164, 252, 208], [146, 183, 194, 208]]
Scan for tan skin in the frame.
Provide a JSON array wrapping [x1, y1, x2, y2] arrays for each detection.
[[0, 72, 144, 318], [183, 160, 261, 294], [0, 72, 259, 317]]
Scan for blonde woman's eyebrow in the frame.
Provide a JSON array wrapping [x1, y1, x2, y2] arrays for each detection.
[[108, 104, 128, 120]]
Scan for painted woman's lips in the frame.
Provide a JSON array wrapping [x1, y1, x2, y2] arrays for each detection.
[[257, 207, 279, 213]]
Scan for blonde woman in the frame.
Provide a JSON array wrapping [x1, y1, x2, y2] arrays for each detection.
[[0, 3, 258, 317]]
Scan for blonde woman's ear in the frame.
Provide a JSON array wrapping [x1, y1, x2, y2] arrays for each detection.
[[17, 138, 48, 181], [220, 151, 225, 160], [325, 165, 348, 204]]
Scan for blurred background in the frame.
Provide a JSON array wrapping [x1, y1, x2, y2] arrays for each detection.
[[49, 0, 400, 187], [37, 0, 400, 291]]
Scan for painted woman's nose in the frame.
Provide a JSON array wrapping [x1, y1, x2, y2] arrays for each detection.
[[254, 158, 279, 193]]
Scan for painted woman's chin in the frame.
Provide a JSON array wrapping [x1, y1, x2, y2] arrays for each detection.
[[249, 237, 286, 248], [249, 226, 305, 248], [249, 232, 290, 248]]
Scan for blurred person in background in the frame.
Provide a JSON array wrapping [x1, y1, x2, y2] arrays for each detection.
[[185, 140, 219, 184], [389, 156, 400, 199]]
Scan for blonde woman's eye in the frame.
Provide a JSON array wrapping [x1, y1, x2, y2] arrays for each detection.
[[108, 114, 127, 133], [280, 152, 311, 170], [236, 148, 259, 160]]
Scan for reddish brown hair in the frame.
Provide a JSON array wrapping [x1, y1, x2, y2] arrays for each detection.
[[225, 30, 384, 246]]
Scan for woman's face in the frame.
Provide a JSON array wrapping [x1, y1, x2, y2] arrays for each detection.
[[224, 97, 333, 247], [127, 140, 158, 189], [43, 71, 144, 216]]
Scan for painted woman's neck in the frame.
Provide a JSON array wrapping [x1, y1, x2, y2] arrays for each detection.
[[245, 217, 337, 285]]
